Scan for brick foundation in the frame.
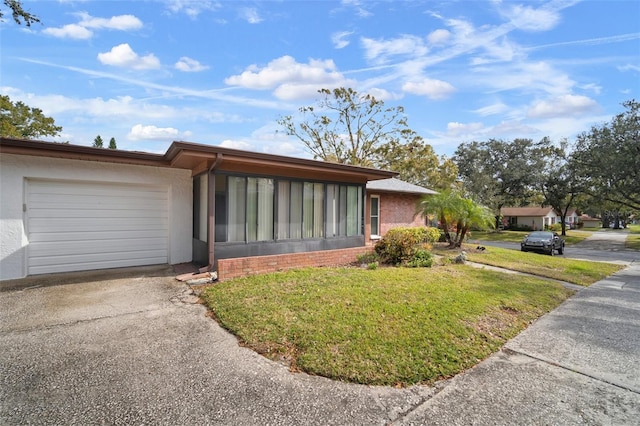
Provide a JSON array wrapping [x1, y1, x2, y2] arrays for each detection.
[[216, 246, 374, 281]]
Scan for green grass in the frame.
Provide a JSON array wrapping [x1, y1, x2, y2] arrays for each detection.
[[626, 225, 640, 249], [202, 266, 573, 386], [434, 244, 623, 286], [469, 230, 592, 245]]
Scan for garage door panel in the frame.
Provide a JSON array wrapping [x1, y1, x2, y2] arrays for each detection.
[[29, 229, 167, 243], [28, 254, 169, 275], [28, 181, 167, 198], [28, 218, 167, 233], [27, 179, 170, 275], [29, 238, 168, 257], [28, 208, 168, 219], [29, 192, 168, 209]]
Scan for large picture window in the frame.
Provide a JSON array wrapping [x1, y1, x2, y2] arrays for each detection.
[[216, 174, 363, 243]]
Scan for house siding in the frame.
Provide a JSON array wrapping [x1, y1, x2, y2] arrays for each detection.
[[368, 193, 424, 240], [217, 246, 373, 281], [0, 153, 193, 280]]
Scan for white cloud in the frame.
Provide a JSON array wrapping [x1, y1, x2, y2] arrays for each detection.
[[165, 0, 217, 18], [332, 31, 354, 49], [175, 57, 209, 72], [473, 102, 509, 116], [128, 124, 191, 141], [361, 35, 428, 64], [225, 56, 349, 99], [402, 79, 456, 100], [498, 3, 561, 32], [98, 44, 161, 70], [219, 139, 254, 151], [42, 13, 142, 39], [43, 24, 93, 40], [240, 7, 263, 23], [427, 29, 450, 46], [527, 95, 599, 119], [446, 122, 485, 137], [619, 64, 640, 73], [77, 12, 142, 31]]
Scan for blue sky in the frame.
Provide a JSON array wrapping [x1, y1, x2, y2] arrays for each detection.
[[2, 0, 639, 158]]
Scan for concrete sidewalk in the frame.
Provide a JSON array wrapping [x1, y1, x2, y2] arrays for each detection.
[[395, 262, 640, 425], [1, 263, 639, 425]]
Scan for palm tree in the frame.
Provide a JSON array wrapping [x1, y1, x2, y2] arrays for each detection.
[[454, 198, 495, 247], [418, 191, 494, 247], [417, 190, 460, 246]]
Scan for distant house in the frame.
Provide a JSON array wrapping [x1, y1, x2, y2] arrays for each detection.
[[366, 178, 437, 242], [500, 206, 579, 231], [579, 214, 601, 229]]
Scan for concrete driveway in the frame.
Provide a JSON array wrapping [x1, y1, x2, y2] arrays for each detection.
[[2, 238, 639, 424]]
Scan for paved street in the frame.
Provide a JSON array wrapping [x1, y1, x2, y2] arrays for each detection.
[[1, 231, 639, 425]]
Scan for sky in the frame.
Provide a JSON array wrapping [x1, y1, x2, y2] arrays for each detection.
[[1, 0, 639, 159]]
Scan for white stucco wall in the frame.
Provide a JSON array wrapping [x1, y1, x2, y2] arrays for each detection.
[[0, 153, 193, 280]]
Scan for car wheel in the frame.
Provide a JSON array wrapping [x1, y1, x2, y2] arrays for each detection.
[[521, 248, 527, 252], [558, 245, 564, 255], [548, 247, 554, 256]]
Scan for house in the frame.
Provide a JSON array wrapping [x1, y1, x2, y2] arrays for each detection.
[[365, 178, 437, 242], [0, 137, 398, 281], [500, 206, 579, 231], [579, 214, 601, 228]]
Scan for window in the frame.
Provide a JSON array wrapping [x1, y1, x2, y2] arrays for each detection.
[[370, 195, 380, 237], [227, 176, 246, 242], [217, 174, 363, 243], [247, 177, 274, 241], [193, 173, 208, 242]]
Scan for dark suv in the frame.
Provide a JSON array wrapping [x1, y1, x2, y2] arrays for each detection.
[[521, 231, 565, 255]]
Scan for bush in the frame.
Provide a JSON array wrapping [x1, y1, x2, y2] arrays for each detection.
[[406, 249, 434, 268], [548, 223, 562, 232], [357, 252, 379, 264], [375, 227, 439, 265], [508, 224, 533, 231]]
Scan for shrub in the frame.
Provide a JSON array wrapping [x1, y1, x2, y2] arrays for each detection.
[[375, 227, 439, 265], [406, 249, 434, 268], [357, 252, 379, 264], [549, 223, 562, 232]]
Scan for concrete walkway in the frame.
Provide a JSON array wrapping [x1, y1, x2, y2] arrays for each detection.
[[1, 249, 639, 424]]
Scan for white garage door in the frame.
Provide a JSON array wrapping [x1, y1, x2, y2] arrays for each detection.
[[26, 179, 169, 275]]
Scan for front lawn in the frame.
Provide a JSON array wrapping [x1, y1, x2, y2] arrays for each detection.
[[434, 244, 624, 286], [470, 230, 592, 245], [202, 266, 572, 386], [626, 225, 640, 249]]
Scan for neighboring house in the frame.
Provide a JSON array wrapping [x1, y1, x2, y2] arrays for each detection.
[[501, 206, 579, 231], [579, 214, 601, 228], [366, 178, 437, 242], [0, 137, 396, 281]]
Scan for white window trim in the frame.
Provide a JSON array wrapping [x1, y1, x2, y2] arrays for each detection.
[[370, 195, 381, 239]]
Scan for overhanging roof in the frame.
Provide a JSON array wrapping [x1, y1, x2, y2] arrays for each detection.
[[366, 177, 437, 195], [0, 137, 397, 182]]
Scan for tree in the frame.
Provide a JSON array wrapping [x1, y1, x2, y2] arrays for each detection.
[[93, 135, 104, 148], [278, 87, 408, 166], [0, 95, 62, 139], [1, 0, 40, 26], [108, 137, 117, 149], [373, 131, 458, 191], [453, 138, 553, 225], [539, 141, 584, 236], [417, 191, 493, 247], [573, 100, 640, 212]]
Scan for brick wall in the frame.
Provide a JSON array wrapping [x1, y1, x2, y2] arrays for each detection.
[[378, 193, 425, 236], [216, 246, 374, 281]]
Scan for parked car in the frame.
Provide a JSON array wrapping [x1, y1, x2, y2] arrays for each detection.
[[521, 231, 565, 255]]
